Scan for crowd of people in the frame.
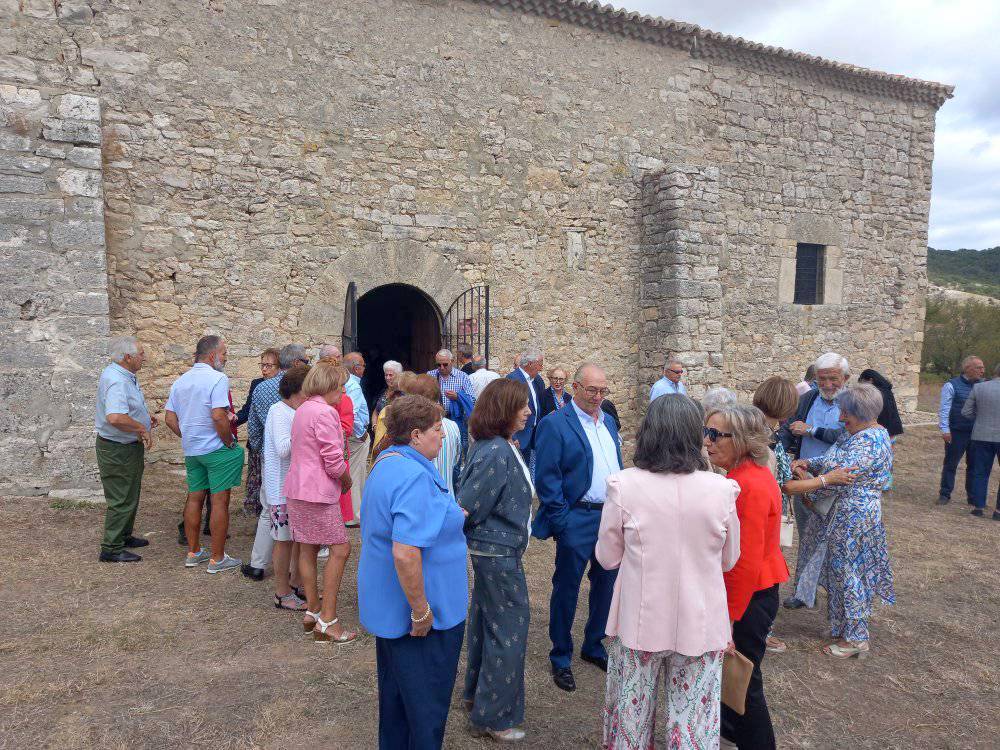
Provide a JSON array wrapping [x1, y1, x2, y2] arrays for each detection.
[[91, 334, 1000, 748]]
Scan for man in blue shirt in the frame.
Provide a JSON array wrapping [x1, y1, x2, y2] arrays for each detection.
[[532, 363, 623, 692], [649, 359, 688, 401], [95, 336, 156, 563], [165, 335, 245, 574], [938, 355, 984, 505], [778, 351, 848, 609], [344, 352, 372, 526]]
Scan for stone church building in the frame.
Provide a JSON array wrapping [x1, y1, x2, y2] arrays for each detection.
[[1, 0, 952, 496]]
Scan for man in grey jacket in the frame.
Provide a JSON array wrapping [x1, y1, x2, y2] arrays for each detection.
[[962, 363, 1000, 519]]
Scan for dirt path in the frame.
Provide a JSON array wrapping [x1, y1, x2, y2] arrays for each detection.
[[1, 424, 998, 749]]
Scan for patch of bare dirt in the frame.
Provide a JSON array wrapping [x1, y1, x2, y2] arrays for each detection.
[[1, 425, 998, 749]]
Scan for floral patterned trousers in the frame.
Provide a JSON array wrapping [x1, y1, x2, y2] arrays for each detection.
[[604, 637, 723, 750]]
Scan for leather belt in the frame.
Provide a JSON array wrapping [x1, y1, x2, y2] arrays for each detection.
[[573, 500, 604, 511]]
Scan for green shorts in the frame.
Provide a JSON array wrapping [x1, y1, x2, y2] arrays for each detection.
[[185, 444, 245, 494]]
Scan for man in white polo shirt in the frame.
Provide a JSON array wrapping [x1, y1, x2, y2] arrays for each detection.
[[165, 335, 245, 574]]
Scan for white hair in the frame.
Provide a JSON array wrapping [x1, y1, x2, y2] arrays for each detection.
[[518, 349, 543, 367], [702, 387, 737, 412], [814, 352, 849, 375], [318, 344, 341, 360], [109, 336, 138, 362], [436, 348, 454, 361], [383, 360, 403, 374]]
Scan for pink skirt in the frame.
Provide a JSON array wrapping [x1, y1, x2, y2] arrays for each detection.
[[286, 498, 348, 546]]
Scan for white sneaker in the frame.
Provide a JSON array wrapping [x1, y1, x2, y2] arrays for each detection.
[[206, 553, 241, 574], [317, 547, 330, 560]]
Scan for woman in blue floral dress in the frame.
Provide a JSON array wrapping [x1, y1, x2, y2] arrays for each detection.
[[793, 384, 895, 659]]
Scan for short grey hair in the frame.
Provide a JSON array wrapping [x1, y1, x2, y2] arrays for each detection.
[[471, 356, 487, 370], [518, 349, 543, 367], [109, 336, 138, 362], [573, 362, 605, 384], [704, 404, 771, 467], [436, 348, 454, 361], [278, 343, 307, 370], [814, 352, 849, 375], [961, 355, 983, 369], [383, 360, 403, 374], [318, 344, 341, 360], [837, 384, 883, 423], [195, 335, 224, 361], [702, 387, 737, 413]]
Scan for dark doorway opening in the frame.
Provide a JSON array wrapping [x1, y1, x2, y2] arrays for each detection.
[[356, 284, 442, 408]]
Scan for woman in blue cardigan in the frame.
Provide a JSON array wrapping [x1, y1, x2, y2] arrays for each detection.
[[457, 378, 534, 743]]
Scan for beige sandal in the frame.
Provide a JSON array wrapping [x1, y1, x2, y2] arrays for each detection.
[[303, 610, 320, 634], [313, 616, 358, 645], [824, 641, 869, 659]]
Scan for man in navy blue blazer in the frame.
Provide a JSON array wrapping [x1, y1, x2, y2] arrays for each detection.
[[506, 350, 546, 463], [531, 363, 622, 692]]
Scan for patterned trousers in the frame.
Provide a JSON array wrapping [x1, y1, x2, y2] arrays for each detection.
[[463, 554, 530, 731], [604, 637, 723, 750]]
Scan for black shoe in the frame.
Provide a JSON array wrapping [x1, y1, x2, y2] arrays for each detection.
[[124, 536, 149, 548], [971, 508, 984, 517], [783, 596, 806, 609], [99, 550, 142, 563], [241, 563, 264, 581], [580, 653, 608, 672], [937, 495, 951, 505], [551, 666, 576, 692], [177, 526, 187, 545]]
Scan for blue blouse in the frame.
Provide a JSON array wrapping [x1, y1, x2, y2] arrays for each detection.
[[357, 444, 469, 638]]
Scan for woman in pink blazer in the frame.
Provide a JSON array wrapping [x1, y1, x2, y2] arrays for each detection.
[[284, 361, 357, 644], [597, 394, 740, 750]]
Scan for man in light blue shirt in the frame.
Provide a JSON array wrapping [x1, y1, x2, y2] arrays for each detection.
[[650, 359, 688, 401], [95, 336, 156, 563], [344, 352, 371, 526], [165, 335, 245, 574]]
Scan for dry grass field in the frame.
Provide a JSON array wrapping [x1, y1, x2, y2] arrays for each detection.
[[2, 423, 998, 749]]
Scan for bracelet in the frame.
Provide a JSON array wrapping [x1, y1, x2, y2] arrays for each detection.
[[410, 604, 432, 623], [819, 475, 827, 488]]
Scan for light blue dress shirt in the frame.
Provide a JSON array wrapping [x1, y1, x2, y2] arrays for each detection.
[[650, 376, 687, 402], [938, 381, 955, 433], [345, 374, 370, 437], [571, 400, 621, 503], [800, 394, 843, 459], [164, 363, 231, 456], [95, 362, 150, 444], [357, 444, 468, 638]]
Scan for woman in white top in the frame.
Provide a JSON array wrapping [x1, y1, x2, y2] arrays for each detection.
[[261, 365, 310, 610]]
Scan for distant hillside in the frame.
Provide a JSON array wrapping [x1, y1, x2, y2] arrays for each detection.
[[927, 246, 1000, 299]]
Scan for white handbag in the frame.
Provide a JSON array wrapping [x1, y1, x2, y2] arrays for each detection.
[[779, 505, 795, 548]]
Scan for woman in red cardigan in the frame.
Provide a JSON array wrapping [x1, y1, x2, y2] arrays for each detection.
[[704, 403, 789, 750]]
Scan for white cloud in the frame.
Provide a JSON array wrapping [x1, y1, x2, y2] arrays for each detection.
[[609, 0, 1000, 248]]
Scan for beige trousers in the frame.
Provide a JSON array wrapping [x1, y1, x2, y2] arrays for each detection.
[[347, 434, 370, 523]]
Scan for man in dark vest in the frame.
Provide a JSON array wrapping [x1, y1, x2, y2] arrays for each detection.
[[938, 355, 985, 505]]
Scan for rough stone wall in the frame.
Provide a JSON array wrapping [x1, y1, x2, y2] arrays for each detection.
[[1, 0, 942, 490], [0, 79, 108, 494], [684, 60, 935, 409]]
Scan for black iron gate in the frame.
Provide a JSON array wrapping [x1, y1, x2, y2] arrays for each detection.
[[341, 281, 358, 354], [443, 285, 490, 367]]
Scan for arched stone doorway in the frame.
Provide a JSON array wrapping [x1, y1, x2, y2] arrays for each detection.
[[356, 284, 442, 406]]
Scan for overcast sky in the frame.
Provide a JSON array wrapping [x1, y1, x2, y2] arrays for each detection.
[[608, 1, 999, 249]]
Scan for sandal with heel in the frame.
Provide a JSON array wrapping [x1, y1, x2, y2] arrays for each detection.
[[313, 616, 358, 645], [303, 610, 320, 634]]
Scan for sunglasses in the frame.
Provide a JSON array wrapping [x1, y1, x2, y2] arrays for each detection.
[[667, 369, 684, 375], [436, 363, 451, 368], [703, 427, 734, 442]]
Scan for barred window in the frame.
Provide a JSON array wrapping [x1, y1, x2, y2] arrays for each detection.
[[793, 243, 825, 305]]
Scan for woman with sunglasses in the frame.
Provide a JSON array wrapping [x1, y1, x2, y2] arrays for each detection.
[[703, 404, 789, 750]]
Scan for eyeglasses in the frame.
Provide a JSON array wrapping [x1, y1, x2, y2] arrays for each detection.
[[550, 377, 566, 382], [260, 361, 278, 370], [703, 427, 734, 442], [436, 363, 451, 369], [582, 386, 611, 397], [667, 369, 684, 375]]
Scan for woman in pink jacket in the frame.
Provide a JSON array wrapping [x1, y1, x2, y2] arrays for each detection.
[[597, 394, 741, 750], [284, 361, 358, 644]]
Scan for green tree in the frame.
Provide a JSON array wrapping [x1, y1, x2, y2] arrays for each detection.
[[922, 299, 1000, 374]]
